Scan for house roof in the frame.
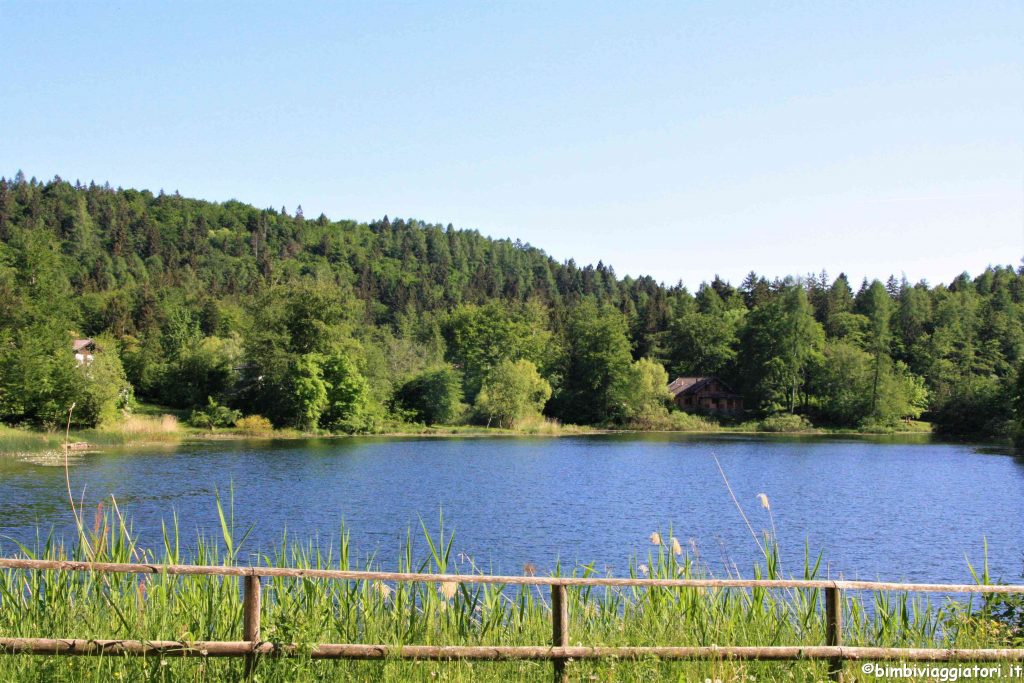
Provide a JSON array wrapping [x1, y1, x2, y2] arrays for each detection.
[[667, 376, 741, 398], [667, 377, 708, 396], [72, 338, 94, 352]]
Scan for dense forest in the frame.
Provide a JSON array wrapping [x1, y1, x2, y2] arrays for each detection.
[[0, 173, 1020, 440]]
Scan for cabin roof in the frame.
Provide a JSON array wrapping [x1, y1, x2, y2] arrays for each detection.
[[72, 338, 95, 352], [667, 376, 740, 398]]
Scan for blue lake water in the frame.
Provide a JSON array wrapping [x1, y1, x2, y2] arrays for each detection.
[[0, 434, 1021, 585]]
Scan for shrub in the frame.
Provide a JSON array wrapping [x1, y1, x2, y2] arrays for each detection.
[[624, 410, 719, 431], [188, 397, 242, 430], [667, 411, 720, 432], [757, 413, 813, 432], [234, 414, 274, 435], [394, 365, 464, 425]]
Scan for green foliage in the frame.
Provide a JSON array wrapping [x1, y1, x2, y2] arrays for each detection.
[[321, 352, 374, 433], [554, 300, 637, 425], [811, 342, 873, 424], [933, 375, 1015, 439], [0, 324, 82, 427], [666, 306, 741, 379], [757, 413, 813, 432], [74, 334, 132, 427], [395, 365, 464, 425], [873, 360, 929, 425], [0, 175, 1020, 438], [826, 311, 870, 346], [286, 354, 329, 431], [740, 286, 824, 413], [0, 327, 129, 428], [860, 280, 894, 414], [811, 342, 928, 427], [475, 359, 552, 428], [667, 410, 721, 431], [617, 357, 672, 427], [162, 334, 242, 408], [234, 414, 274, 435], [0, 501, 1013, 682], [444, 302, 555, 403], [188, 396, 242, 430]]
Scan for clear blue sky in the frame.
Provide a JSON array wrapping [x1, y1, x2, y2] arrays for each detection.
[[2, 2, 1021, 288]]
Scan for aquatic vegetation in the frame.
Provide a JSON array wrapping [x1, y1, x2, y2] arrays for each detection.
[[0, 498, 1018, 682]]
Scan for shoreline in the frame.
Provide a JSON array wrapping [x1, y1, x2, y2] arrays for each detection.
[[2, 420, 1000, 456]]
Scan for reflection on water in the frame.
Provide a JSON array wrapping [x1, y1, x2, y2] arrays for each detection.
[[0, 433, 1021, 585]]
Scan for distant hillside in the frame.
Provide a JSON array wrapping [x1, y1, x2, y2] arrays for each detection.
[[1, 173, 1020, 440], [0, 172, 666, 319]]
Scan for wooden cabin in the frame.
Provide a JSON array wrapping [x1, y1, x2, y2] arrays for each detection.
[[668, 376, 743, 415], [72, 338, 95, 365]]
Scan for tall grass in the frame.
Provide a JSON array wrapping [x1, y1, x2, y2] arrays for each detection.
[[509, 414, 592, 435], [112, 414, 181, 437], [0, 414, 182, 457], [0, 499, 1018, 682]]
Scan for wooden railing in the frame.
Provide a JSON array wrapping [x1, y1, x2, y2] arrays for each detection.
[[1, 558, 1023, 682]]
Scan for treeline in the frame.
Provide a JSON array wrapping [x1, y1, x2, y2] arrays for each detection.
[[0, 173, 1020, 439]]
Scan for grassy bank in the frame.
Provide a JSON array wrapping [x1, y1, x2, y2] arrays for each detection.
[[0, 501, 1019, 682], [0, 411, 603, 454], [0, 403, 937, 456], [623, 411, 934, 436]]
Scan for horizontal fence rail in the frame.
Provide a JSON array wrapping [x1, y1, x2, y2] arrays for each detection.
[[1, 558, 1023, 682], [4, 558, 1024, 592]]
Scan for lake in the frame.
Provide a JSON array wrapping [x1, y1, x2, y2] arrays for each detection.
[[0, 433, 1021, 585]]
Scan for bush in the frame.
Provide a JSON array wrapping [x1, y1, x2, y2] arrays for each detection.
[[624, 410, 720, 431], [234, 414, 274, 435], [757, 413, 813, 432], [932, 376, 1014, 439], [188, 397, 242, 430], [667, 411, 720, 432], [394, 365, 464, 425]]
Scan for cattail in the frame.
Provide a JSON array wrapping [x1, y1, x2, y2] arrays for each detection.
[[649, 532, 662, 546], [439, 581, 458, 600], [670, 537, 683, 556], [758, 493, 770, 510]]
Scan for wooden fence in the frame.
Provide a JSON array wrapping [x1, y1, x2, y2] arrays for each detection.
[[1, 558, 1023, 682]]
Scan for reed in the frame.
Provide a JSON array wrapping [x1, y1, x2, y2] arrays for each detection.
[[0, 499, 1018, 682], [114, 414, 181, 437]]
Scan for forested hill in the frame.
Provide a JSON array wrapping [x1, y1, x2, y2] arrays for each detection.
[[1, 173, 1021, 440]]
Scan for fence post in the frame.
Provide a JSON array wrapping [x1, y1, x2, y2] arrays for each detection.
[[825, 585, 843, 683], [243, 574, 261, 677], [551, 583, 569, 683]]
